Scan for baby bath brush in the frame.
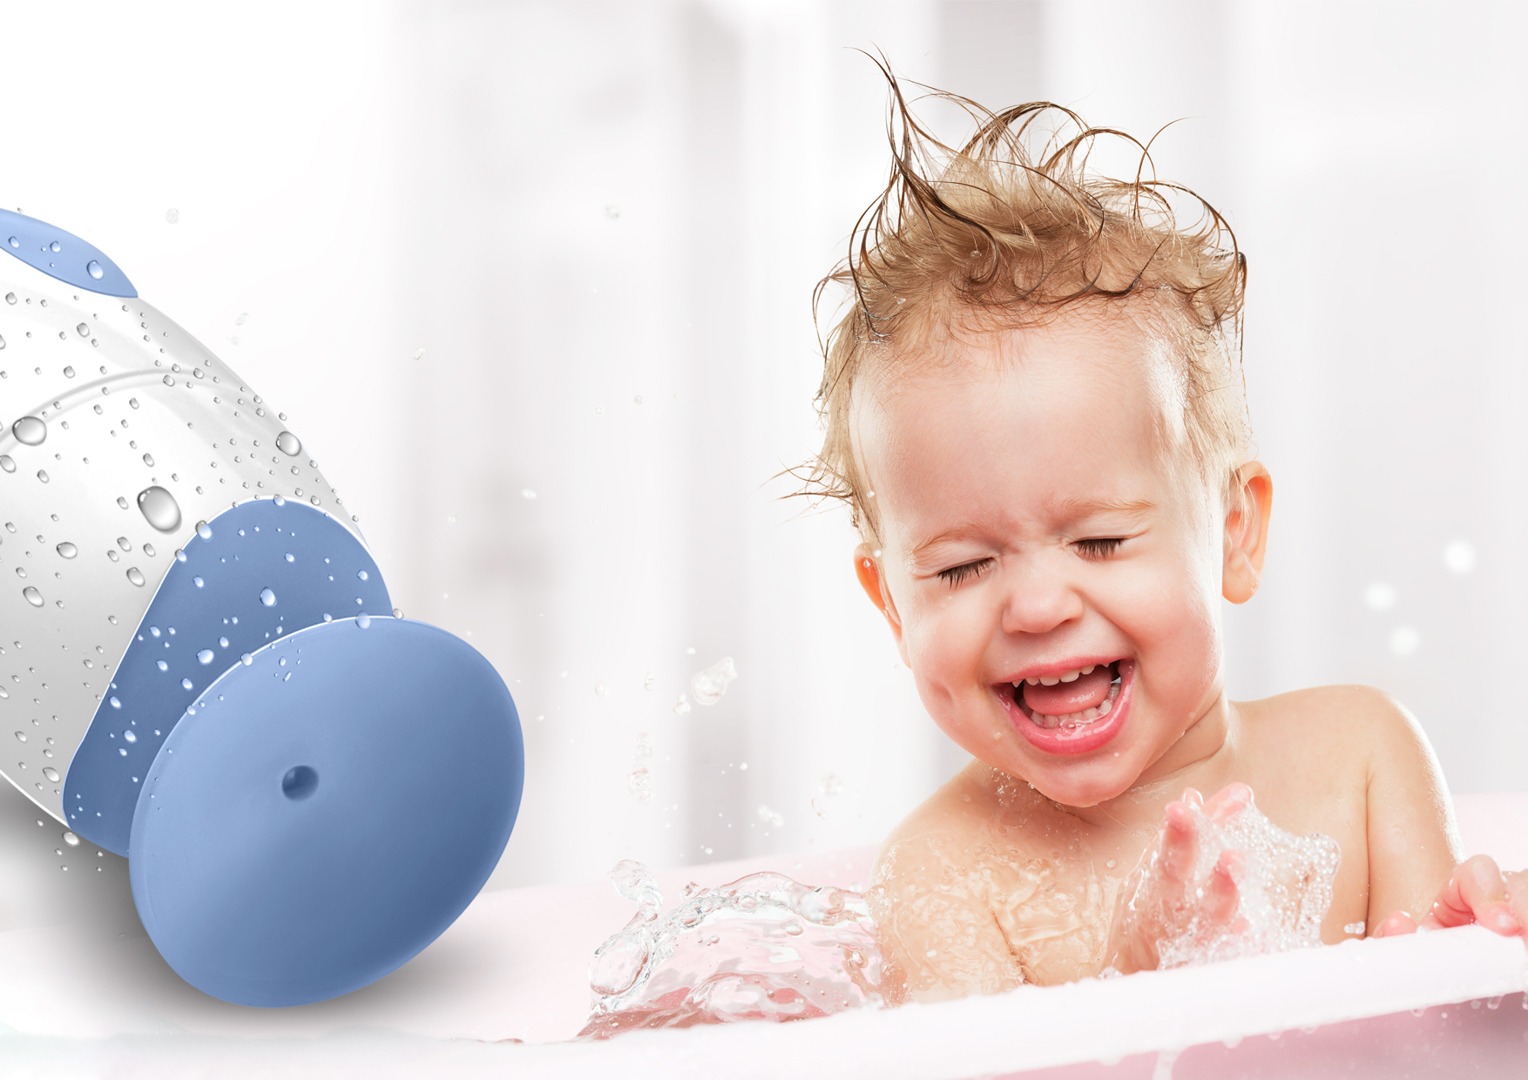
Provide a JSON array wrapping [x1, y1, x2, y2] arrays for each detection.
[[0, 208, 524, 1006]]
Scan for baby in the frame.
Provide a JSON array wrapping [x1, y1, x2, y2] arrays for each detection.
[[803, 76, 1527, 1003]]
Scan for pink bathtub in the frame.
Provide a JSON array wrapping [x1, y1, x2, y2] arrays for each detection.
[[1, 795, 1524, 1078]]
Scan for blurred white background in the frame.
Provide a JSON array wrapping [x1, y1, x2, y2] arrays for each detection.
[[1, 0, 1524, 905]]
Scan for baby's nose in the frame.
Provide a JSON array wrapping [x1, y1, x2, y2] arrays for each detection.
[[998, 567, 1085, 635]]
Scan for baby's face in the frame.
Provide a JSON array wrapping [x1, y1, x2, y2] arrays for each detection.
[[853, 309, 1240, 808]]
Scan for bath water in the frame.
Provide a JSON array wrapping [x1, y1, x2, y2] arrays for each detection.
[[579, 793, 1343, 1038], [578, 860, 884, 1039]]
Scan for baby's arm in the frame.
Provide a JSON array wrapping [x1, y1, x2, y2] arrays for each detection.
[[870, 823, 1023, 1004], [1359, 689, 1523, 937]]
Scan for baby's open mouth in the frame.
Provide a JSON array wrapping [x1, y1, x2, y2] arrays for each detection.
[[1009, 661, 1122, 730]]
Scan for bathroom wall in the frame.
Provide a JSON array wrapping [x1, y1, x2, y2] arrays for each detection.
[[2, 0, 1523, 892]]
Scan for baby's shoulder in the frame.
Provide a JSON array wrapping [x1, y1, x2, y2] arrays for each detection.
[[1237, 683, 1422, 779], [873, 764, 1026, 882], [1242, 682, 1417, 736]]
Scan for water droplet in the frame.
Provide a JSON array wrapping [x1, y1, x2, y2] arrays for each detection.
[[86, 260, 104, 280], [275, 430, 302, 456], [180, 677, 194, 691], [240, 653, 254, 666], [3, 291, 14, 302], [42, 767, 59, 783], [356, 569, 369, 582], [109, 696, 121, 709], [0, 455, 14, 473], [11, 416, 47, 446], [63, 365, 77, 379], [259, 587, 276, 607], [22, 586, 43, 607], [55, 542, 77, 558], [118, 747, 128, 757], [14, 731, 25, 743], [411, 348, 426, 361], [36, 469, 49, 484], [672, 693, 691, 716], [124, 729, 138, 744], [165, 208, 179, 224], [522, 489, 538, 500], [6, 236, 17, 248], [76, 322, 90, 337], [196, 520, 213, 541], [126, 567, 146, 587], [141, 452, 155, 467], [356, 613, 372, 629], [690, 657, 738, 706], [193, 576, 204, 588], [162, 375, 174, 387], [627, 767, 652, 802], [594, 681, 608, 697], [196, 649, 215, 665], [136, 486, 181, 532]]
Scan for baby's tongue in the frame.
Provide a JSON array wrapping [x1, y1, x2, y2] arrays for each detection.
[[1021, 665, 1115, 716]]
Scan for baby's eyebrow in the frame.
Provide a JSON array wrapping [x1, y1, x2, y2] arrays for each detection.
[[1052, 496, 1157, 519]]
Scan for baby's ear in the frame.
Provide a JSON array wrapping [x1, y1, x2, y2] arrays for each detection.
[[855, 543, 910, 665], [1222, 462, 1273, 604]]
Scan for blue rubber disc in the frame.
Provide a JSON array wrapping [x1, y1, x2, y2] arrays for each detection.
[[128, 616, 524, 1006]]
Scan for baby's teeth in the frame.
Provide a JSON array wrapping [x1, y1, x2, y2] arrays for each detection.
[[1060, 670, 1080, 683], [1081, 665, 1096, 676]]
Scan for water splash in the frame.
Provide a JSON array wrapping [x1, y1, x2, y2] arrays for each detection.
[[690, 657, 737, 706], [1121, 796, 1339, 970], [578, 861, 884, 1039]]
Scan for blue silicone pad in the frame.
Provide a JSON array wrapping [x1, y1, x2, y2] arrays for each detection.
[[129, 615, 524, 1007], [1, 207, 137, 297], [65, 498, 391, 855]]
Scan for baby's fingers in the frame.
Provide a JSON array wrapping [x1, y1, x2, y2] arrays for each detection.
[[1372, 910, 1418, 938], [1203, 850, 1242, 926], [1204, 782, 1254, 824], [1425, 855, 1522, 934], [1160, 797, 1201, 887], [1504, 870, 1528, 942]]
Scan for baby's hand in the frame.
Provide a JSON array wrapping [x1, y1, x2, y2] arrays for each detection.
[[1108, 783, 1253, 975], [1373, 855, 1526, 941]]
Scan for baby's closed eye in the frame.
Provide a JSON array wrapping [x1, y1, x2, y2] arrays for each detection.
[[938, 558, 994, 586], [1073, 537, 1126, 559]]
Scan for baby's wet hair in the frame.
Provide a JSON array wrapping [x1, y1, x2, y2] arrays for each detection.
[[796, 57, 1252, 540]]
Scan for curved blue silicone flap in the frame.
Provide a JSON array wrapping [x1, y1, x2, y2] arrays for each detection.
[[129, 616, 524, 1007], [65, 498, 391, 855], [1, 207, 137, 297]]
